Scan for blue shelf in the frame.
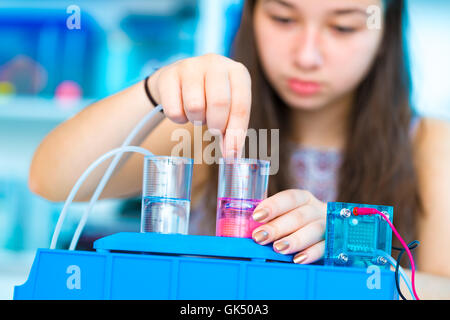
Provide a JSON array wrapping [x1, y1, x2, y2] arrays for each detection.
[[14, 232, 398, 300]]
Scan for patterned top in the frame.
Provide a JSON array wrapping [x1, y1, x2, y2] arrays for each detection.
[[189, 117, 421, 235], [288, 145, 341, 203], [293, 116, 421, 202]]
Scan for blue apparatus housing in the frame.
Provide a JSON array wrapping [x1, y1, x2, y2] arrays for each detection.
[[14, 232, 398, 300], [325, 202, 394, 269]]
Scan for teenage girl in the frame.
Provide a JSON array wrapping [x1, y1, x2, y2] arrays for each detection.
[[29, 0, 450, 298]]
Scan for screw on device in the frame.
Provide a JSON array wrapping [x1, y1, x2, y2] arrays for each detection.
[[337, 253, 349, 264], [340, 208, 351, 218]]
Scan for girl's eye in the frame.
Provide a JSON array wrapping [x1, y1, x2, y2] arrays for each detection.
[[271, 16, 294, 24], [332, 25, 357, 34]]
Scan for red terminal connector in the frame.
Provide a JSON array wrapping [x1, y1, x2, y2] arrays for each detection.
[[353, 207, 378, 216]]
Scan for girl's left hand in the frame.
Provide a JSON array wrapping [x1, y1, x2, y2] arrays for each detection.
[[251, 189, 327, 264]]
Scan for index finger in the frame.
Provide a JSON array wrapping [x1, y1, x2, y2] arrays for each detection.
[[252, 189, 316, 223], [223, 63, 252, 158]]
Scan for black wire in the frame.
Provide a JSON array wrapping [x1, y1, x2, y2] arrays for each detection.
[[144, 75, 163, 111], [395, 240, 420, 300], [393, 240, 420, 300]]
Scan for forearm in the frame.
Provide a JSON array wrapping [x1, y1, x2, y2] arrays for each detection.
[[29, 78, 164, 202], [399, 269, 450, 300]]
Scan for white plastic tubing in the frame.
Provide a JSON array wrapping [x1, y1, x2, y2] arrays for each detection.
[[377, 250, 416, 300], [50, 105, 163, 250]]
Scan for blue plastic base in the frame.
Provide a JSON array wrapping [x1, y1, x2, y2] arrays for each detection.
[[14, 232, 398, 300]]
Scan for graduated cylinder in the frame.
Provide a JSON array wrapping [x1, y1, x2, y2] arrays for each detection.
[[141, 155, 193, 234], [216, 158, 270, 238]]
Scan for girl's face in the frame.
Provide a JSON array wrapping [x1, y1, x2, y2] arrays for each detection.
[[254, 0, 384, 110]]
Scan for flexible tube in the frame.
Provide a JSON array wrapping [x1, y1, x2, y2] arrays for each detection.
[[377, 250, 416, 300], [50, 146, 153, 250], [68, 105, 163, 250]]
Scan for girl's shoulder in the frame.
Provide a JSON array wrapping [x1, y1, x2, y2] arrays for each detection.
[[412, 117, 450, 275], [413, 116, 450, 147], [413, 116, 450, 177]]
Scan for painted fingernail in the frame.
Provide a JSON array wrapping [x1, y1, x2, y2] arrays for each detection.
[[252, 208, 269, 222], [293, 253, 308, 264], [253, 230, 269, 243], [274, 241, 290, 253]]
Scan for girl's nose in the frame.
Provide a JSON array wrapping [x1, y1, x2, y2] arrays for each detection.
[[293, 26, 323, 71]]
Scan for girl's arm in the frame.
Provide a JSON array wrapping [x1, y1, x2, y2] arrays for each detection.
[[29, 54, 252, 203], [414, 117, 450, 277], [29, 80, 166, 202], [28, 80, 195, 202], [400, 270, 450, 300]]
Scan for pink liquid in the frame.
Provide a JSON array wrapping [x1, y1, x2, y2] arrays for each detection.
[[216, 197, 263, 238]]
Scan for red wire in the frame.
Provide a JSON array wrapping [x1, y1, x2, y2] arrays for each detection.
[[353, 207, 420, 300]]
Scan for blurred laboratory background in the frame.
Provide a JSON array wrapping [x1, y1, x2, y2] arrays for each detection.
[[0, 0, 449, 299]]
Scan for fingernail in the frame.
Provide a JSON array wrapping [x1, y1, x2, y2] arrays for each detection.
[[253, 230, 269, 243], [209, 128, 222, 136], [274, 241, 290, 253], [225, 149, 237, 159], [293, 253, 308, 264], [252, 208, 269, 222]]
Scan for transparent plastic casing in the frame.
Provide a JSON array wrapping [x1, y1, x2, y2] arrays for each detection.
[[324, 202, 393, 269]]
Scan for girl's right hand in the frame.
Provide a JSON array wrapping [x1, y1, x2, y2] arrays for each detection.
[[147, 53, 252, 158]]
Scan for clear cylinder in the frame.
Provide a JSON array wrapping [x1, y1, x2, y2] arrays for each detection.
[[141, 155, 193, 234], [216, 158, 270, 238]]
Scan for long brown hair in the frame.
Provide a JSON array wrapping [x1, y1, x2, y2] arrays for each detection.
[[198, 0, 421, 248]]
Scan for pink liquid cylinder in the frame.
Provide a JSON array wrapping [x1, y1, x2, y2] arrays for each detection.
[[216, 197, 263, 238], [215, 158, 270, 238]]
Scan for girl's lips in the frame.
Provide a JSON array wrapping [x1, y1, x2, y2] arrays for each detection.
[[288, 78, 321, 96]]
